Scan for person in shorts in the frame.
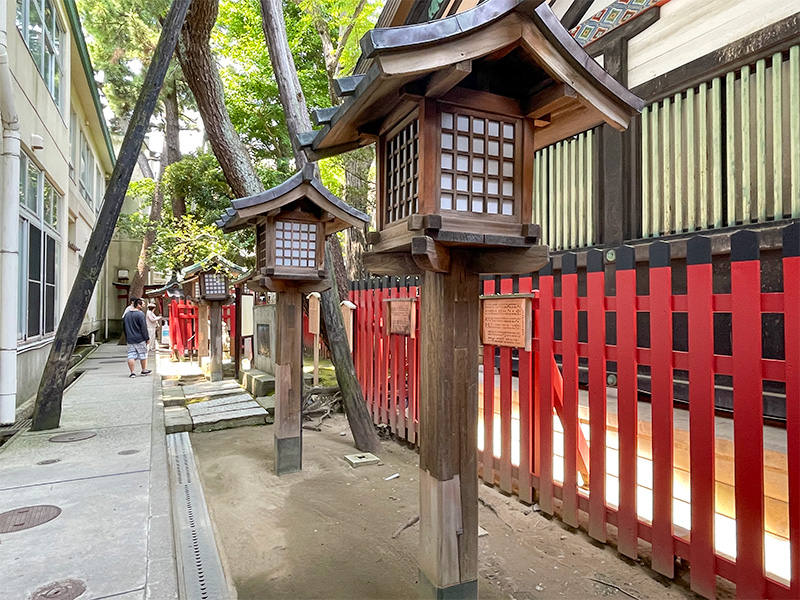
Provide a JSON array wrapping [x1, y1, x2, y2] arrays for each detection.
[[123, 298, 151, 377]]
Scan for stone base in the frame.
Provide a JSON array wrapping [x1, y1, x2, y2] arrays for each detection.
[[274, 435, 302, 475], [418, 571, 477, 600]]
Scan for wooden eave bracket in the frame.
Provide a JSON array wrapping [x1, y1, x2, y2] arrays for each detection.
[[363, 251, 423, 276], [524, 83, 578, 120], [469, 245, 549, 275], [412, 235, 451, 273], [262, 276, 332, 294]]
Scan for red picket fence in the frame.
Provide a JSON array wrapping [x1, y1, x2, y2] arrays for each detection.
[[168, 300, 236, 356], [348, 225, 800, 598]]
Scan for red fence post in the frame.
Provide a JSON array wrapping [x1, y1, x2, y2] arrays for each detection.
[[408, 277, 420, 445], [518, 275, 534, 504], [783, 224, 800, 598], [615, 245, 639, 560], [730, 230, 766, 598], [561, 252, 580, 527], [499, 276, 514, 494], [586, 249, 607, 543], [649, 241, 675, 577], [537, 264, 555, 514], [482, 277, 496, 486]]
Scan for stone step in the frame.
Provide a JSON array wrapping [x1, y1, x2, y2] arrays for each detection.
[[192, 407, 270, 433], [187, 398, 263, 418], [165, 407, 192, 434], [180, 380, 241, 398]]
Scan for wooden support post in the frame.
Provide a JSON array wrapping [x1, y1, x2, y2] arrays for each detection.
[[197, 304, 210, 360], [418, 252, 479, 600], [209, 302, 223, 382], [274, 289, 303, 475]]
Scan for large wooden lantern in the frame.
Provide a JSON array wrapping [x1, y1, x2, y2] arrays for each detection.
[[299, 1, 643, 598], [217, 165, 369, 474]]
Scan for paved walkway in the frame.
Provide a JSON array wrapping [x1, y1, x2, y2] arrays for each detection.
[[0, 343, 176, 600]]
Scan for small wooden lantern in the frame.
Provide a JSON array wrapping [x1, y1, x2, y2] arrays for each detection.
[[218, 164, 369, 293], [199, 270, 230, 302]]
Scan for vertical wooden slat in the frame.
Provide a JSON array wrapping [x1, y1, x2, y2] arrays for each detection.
[[674, 92, 684, 233], [711, 77, 723, 228], [699, 83, 709, 229], [772, 52, 783, 220], [649, 242, 674, 577], [782, 224, 800, 598], [615, 246, 639, 559], [380, 278, 390, 425], [662, 97, 672, 234], [791, 46, 800, 218], [725, 71, 737, 226], [562, 142, 569, 250], [499, 278, 513, 494], [587, 131, 594, 246], [518, 275, 534, 504], [482, 278, 496, 486], [554, 143, 562, 250], [561, 253, 579, 527], [569, 138, 578, 249], [408, 282, 419, 445], [578, 134, 586, 247], [687, 236, 717, 598], [548, 145, 555, 247], [388, 280, 398, 435], [642, 106, 651, 238], [650, 102, 661, 236], [397, 281, 409, 439], [586, 249, 607, 543], [686, 88, 696, 230], [756, 59, 768, 222], [742, 66, 752, 222], [537, 266, 555, 514], [730, 230, 766, 598]]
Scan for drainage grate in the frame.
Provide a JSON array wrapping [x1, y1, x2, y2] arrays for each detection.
[[30, 578, 86, 600], [49, 431, 96, 443], [118, 449, 139, 455], [0, 505, 61, 533], [36, 459, 61, 465], [167, 433, 230, 600]]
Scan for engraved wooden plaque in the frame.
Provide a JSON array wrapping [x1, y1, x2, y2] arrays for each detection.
[[308, 292, 320, 335], [386, 299, 416, 337], [481, 297, 531, 350]]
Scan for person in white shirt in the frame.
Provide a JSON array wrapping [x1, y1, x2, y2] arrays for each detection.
[[146, 303, 160, 351]]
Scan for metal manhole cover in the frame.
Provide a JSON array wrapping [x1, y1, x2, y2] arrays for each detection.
[[30, 579, 86, 600], [49, 431, 96, 443], [37, 459, 61, 465], [0, 505, 61, 533], [118, 449, 139, 455]]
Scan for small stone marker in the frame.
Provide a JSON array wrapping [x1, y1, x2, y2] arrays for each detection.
[[344, 452, 380, 467]]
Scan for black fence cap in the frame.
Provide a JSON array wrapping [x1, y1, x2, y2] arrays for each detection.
[[730, 230, 760, 262], [586, 249, 604, 273], [649, 241, 670, 268], [616, 245, 636, 270], [686, 236, 712, 265], [540, 261, 553, 276], [783, 223, 800, 258], [562, 252, 577, 275]]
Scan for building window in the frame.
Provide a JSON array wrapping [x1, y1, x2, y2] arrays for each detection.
[[69, 110, 78, 181], [16, 0, 65, 110], [79, 131, 95, 206], [18, 152, 61, 341], [95, 166, 104, 212], [384, 118, 419, 224]]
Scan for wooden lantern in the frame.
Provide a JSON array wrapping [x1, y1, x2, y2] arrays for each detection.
[[198, 270, 230, 302], [296, 1, 644, 597]]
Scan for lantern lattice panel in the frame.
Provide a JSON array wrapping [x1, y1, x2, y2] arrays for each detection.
[[276, 220, 317, 268], [439, 110, 517, 216], [256, 222, 268, 270], [203, 273, 227, 296], [385, 118, 419, 224]]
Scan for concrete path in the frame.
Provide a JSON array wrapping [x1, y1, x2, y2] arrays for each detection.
[[0, 343, 176, 600]]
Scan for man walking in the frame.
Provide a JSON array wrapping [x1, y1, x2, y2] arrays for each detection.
[[123, 298, 151, 377]]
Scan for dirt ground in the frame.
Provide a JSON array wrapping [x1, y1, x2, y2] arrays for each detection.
[[191, 415, 696, 600]]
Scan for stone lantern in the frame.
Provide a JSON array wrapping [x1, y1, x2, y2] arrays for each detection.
[[298, 0, 643, 597], [218, 164, 369, 474]]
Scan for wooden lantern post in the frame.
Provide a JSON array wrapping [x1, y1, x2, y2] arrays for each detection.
[[217, 165, 370, 475], [298, 1, 643, 596], [308, 292, 321, 385]]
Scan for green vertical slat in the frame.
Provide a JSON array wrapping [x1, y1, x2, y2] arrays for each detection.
[[556, 141, 563, 250], [651, 101, 661, 236], [772, 52, 783, 219], [533, 152, 539, 225], [791, 45, 800, 218], [663, 97, 673, 234], [699, 83, 709, 229], [587, 131, 594, 246], [711, 77, 723, 228], [742, 65, 752, 222], [538, 151, 546, 243], [756, 58, 767, 222], [675, 92, 683, 233], [642, 105, 651, 237], [548, 144, 555, 246], [570, 138, 578, 248], [580, 137, 585, 246], [562, 140, 569, 250], [725, 71, 737, 226], [687, 87, 696, 229]]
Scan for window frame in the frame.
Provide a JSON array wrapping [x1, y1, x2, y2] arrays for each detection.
[[16, 0, 66, 111]]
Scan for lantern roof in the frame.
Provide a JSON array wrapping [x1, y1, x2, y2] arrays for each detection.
[[299, 0, 644, 160], [180, 255, 247, 281], [216, 163, 370, 233]]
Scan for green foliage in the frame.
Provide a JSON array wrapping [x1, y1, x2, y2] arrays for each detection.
[[162, 152, 233, 223]]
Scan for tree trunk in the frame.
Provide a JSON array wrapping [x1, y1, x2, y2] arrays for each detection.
[[164, 81, 186, 218], [31, 0, 193, 431], [260, 0, 381, 452], [342, 146, 373, 279], [178, 0, 264, 198]]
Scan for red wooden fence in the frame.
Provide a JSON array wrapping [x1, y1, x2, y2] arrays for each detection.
[[168, 300, 236, 356], [348, 225, 800, 598]]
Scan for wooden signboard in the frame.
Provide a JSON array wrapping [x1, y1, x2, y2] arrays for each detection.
[[385, 298, 416, 337], [481, 296, 531, 351], [308, 292, 321, 335]]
